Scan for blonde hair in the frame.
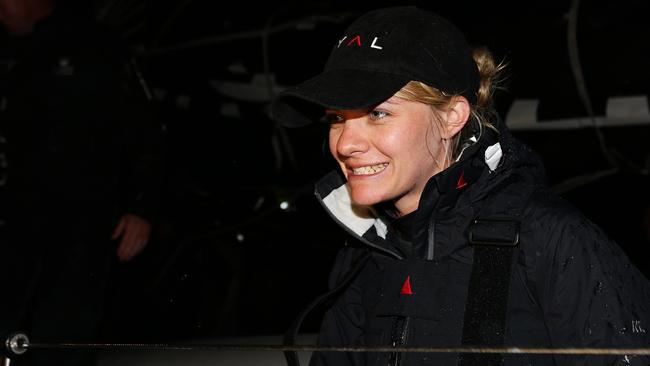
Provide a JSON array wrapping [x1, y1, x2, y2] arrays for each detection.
[[394, 47, 506, 166]]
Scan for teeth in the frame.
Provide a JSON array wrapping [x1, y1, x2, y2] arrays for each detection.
[[352, 163, 388, 175]]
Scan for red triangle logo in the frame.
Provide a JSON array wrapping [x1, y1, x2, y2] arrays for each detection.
[[400, 275, 413, 295], [456, 171, 468, 189], [346, 35, 362, 47]]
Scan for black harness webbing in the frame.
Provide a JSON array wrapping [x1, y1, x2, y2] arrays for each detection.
[[459, 183, 538, 366]]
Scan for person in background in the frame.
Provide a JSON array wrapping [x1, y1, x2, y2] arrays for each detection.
[[271, 6, 650, 366], [0, 0, 163, 364]]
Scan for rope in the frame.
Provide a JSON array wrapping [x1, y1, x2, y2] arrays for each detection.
[[24, 342, 650, 356]]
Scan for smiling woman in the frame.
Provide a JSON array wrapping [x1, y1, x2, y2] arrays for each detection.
[[270, 5, 650, 366]]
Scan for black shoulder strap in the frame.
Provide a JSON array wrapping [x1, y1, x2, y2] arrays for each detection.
[[459, 182, 538, 366]]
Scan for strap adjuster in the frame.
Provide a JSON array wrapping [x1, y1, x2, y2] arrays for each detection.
[[468, 219, 520, 246]]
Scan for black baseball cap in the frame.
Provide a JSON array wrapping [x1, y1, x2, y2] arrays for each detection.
[[270, 6, 480, 127]]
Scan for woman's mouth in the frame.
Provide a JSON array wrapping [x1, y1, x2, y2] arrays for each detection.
[[351, 163, 388, 175]]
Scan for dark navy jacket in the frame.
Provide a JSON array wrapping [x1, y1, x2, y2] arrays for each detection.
[[309, 126, 650, 366]]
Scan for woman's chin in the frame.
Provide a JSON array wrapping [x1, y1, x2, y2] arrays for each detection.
[[350, 190, 387, 208]]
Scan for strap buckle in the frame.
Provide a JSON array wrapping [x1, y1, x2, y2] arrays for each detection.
[[468, 219, 520, 246]]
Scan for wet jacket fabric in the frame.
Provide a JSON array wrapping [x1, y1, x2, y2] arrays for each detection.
[[309, 125, 650, 366]]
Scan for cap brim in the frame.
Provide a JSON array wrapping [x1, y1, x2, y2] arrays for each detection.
[[270, 69, 410, 127]]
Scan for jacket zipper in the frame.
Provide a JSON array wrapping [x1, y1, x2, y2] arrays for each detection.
[[426, 217, 436, 261], [387, 216, 436, 365], [388, 316, 411, 366]]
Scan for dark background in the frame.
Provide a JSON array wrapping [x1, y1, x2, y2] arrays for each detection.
[[69, 0, 650, 343]]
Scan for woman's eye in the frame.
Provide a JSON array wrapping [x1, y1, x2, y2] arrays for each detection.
[[370, 110, 388, 120]]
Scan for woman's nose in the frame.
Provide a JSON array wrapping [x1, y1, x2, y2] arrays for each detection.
[[335, 119, 369, 157]]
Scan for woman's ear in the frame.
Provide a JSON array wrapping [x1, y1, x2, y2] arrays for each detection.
[[441, 96, 470, 139]]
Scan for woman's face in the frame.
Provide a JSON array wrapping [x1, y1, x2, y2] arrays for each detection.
[[328, 96, 447, 216]]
